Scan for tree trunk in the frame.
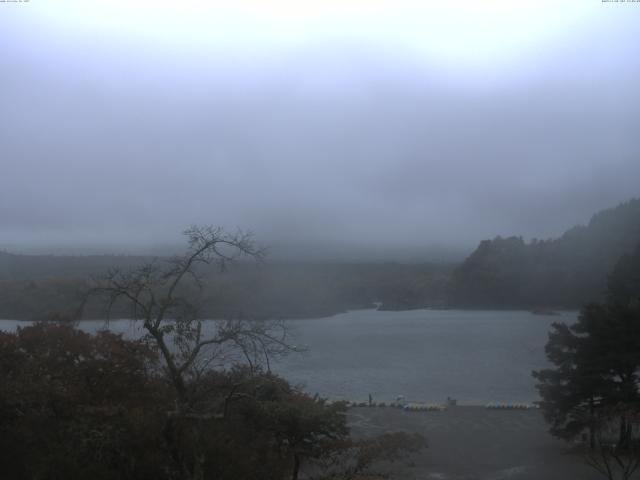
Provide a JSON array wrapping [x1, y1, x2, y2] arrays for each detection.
[[163, 416, 193, 480], [618, 415, 630, 449], [589, 398, 596, 450], [291, 453, 300, 480]]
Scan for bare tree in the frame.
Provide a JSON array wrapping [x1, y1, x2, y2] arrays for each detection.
[[84, 226, 296, 480]]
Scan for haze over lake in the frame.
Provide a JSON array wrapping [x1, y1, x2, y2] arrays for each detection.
[[0, 309, 577, 405], [276, 309, 578, 404]]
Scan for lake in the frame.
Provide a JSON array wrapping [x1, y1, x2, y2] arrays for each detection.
[[0, 309, 577, 405]]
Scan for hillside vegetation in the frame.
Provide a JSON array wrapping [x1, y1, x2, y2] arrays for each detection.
[[449, 198, 640, 308], [0, 254, 452, 320]]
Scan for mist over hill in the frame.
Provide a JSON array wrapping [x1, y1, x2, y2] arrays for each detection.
[[449, 198, 640, 308], [1, 197, 639, 318]]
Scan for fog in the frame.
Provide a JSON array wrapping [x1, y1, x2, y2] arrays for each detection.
[[1, 1, 639, 259]]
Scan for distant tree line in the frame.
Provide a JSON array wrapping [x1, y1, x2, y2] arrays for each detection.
[[2, 198, 639, 319], [0, 253, 452, 320]]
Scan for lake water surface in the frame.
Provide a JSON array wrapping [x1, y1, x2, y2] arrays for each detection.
[[0, 309, 577, 405]]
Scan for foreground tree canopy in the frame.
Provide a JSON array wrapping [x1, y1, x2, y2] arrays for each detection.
[[0, 322, 360, 479], [0, 227, 426, 480]]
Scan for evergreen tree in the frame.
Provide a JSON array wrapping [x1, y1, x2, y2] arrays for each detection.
[[533, 245, 640, 447]]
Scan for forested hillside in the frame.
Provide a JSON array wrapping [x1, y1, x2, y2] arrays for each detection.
[[0, 253, 452, 320], [449, 198, 640, 308]]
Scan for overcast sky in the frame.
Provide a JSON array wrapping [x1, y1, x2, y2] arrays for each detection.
[[1, 1, 639, 259]]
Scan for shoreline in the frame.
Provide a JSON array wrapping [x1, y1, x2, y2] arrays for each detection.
[[0, 306, 580, 323]]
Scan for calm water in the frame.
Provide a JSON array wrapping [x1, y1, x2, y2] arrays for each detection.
[[0, 309, 577, 405]]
